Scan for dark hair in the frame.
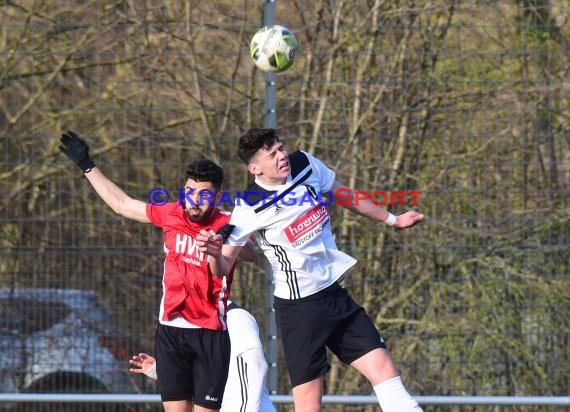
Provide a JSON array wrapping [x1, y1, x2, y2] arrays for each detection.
[[185, 159, 224, 191], [237, 128, 280, 164]]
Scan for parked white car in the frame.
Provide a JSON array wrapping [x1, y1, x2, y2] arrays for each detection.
[[0, 288, 141, 411]]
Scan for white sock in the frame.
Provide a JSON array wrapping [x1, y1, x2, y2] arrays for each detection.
[[373, 376, 423, 412]]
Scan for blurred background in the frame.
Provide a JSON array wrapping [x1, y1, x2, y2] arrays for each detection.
[[1, 1, 568, 411]]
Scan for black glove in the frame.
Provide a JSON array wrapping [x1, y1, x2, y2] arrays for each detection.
[[58, 130, 96, 173], [216, 224, 236, 243]]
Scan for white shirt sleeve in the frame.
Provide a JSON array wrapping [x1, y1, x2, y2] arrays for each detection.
[[303, 151, 336, 192], [228, 205, 258, 246]]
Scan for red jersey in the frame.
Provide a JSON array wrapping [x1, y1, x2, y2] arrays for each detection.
[[146, 202, 235, 330]]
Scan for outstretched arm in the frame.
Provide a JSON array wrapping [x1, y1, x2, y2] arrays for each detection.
[[59, 131, 150, 223], [331, 180, 423, 228], [83, 168, 150, 222]]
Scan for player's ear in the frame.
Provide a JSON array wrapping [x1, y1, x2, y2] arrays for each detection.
[[214, 190, 222, 204], [247, 162, 260, 175]]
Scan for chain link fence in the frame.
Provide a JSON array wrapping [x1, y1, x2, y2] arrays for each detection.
[[1, 1, 569, 411]]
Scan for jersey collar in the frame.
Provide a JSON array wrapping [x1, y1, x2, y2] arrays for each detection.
[[254, 175, 292, 191]]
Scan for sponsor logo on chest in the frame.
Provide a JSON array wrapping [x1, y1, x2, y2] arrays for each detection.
[[174, 233, 204, 265], [285, 204, 329, 243]]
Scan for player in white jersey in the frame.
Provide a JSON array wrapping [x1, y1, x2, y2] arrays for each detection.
[[196, 128, 424, 412], [129, 301, 277, 412]]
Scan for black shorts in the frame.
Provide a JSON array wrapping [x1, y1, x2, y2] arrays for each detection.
[[274, 282, 386, 388], [155, 324, 230, 408]]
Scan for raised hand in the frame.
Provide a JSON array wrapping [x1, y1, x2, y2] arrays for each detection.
[[395, 211, 424, 228], [58, 130, 95, 173], [196, 229, 224, 257]]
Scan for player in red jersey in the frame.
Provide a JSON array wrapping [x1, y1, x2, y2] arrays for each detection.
[[59, 130, 255, 412]]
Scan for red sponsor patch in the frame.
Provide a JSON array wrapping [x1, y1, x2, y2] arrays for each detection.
[[285, 205, 329, 242]]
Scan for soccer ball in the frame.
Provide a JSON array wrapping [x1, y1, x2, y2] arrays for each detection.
[[249, 25, 298, 73]]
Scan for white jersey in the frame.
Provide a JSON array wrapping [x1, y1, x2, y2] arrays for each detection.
[[228, 150, 357, 299], [221, 304, 276, 412]]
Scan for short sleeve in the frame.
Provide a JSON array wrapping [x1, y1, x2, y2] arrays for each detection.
[[146, 203, 163, 227], [146, 202, 176, 228], [228, 204, 257, 246], [304, 151, 336, 192]]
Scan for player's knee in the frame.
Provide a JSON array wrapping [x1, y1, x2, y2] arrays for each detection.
[[294, 402, 321, 412], [292, 381, 323, 412]]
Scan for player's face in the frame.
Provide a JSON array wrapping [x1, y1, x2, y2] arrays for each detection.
[[182, 178, 221, 223], [249, 140, 290, 185]]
